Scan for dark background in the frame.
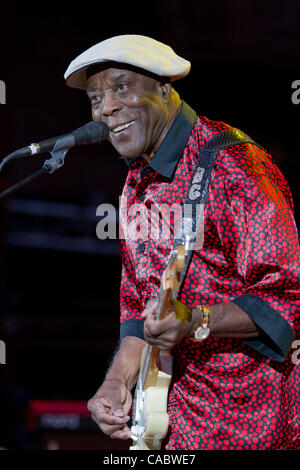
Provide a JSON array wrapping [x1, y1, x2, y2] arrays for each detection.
[[0, 0, 299, 450]]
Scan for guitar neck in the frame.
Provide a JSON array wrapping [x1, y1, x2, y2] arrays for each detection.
[[130, 245, 190, 449], [137, 244, 186, 391]]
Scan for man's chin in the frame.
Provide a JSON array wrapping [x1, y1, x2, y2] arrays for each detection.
[[112, 144, 141, 160]]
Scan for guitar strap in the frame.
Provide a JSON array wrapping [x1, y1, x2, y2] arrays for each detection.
[[171, 127, 264, 300]]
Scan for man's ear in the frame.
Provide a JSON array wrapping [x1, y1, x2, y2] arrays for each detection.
[[158, 81, 172, 103]]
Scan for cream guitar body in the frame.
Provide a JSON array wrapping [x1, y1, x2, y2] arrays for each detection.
[[130, 244, 192, 450], [130, 365, 171, 450]]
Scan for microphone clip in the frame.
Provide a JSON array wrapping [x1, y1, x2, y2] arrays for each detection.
[[42, 134, 75, 174]]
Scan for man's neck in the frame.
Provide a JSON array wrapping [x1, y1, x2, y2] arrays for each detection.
[[142, 92, 182, 164]]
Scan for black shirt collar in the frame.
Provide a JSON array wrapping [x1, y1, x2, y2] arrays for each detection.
[[125, 100, 198, 179]]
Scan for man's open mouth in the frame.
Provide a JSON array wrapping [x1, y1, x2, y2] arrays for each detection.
[[111, 120, 135, 134]]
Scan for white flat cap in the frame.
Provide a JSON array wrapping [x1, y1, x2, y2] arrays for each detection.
[[64, 34, 191, 89]]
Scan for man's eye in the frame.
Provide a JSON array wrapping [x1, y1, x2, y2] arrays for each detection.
[[90, 95, 102, 103], [116, 84, 127, 92]]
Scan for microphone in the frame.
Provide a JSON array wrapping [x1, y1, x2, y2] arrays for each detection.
[[18, 120, 109, 157], [0, 121, 109, 173]]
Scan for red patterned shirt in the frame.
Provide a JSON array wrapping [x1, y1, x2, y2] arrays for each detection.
[[119, 101, 300, 450]]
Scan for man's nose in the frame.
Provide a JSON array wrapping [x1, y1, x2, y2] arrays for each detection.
[[102, 91, 122, 116]]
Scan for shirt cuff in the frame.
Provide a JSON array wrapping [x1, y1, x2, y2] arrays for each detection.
[[120, 319, 145, 340], [232, 294, 295, 361]]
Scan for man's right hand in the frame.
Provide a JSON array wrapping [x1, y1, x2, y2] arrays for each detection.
[[87, 378, 133, 440]]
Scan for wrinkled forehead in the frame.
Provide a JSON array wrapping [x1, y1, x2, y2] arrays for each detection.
[[85, 61, 170, 88]]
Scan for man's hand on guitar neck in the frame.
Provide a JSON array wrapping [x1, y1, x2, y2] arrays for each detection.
[[142, 298, 201, 350]]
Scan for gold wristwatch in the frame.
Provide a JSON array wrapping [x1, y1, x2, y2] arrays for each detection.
[[193, 305, 211, 341]]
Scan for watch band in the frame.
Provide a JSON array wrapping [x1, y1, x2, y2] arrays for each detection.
[[192, 304, 211, 341]]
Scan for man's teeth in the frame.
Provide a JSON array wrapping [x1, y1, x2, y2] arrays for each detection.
[[112, 121, 135, 133]]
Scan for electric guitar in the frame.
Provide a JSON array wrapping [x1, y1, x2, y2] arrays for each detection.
[[130, 243, 192, 450]]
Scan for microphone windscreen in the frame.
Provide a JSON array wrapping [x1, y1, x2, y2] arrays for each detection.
[[74, 121, 109, 144]]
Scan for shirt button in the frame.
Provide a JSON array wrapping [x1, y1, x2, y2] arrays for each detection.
[[137, 242, 146, 253]]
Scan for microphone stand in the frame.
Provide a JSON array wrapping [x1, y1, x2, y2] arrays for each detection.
[[0, 135, 74, 201]]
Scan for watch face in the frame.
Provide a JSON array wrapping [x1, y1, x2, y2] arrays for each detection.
[[195, 327, 210, 341]]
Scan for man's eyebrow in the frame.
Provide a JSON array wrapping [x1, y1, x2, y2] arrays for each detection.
[[86, 73, 130, 94], [86, 86, 95, 94], [113, 73, 128, 82]]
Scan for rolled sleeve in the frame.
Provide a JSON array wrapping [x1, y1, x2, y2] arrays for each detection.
[[120, 318, 144, 340], [233, 294, 295, 361]]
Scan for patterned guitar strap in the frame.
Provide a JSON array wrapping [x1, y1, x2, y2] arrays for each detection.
[[169, 127, 264, 301]]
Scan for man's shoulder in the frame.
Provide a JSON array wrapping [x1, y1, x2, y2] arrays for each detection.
[[191, 114, 274, 179], [192, 114, 234, 145]]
